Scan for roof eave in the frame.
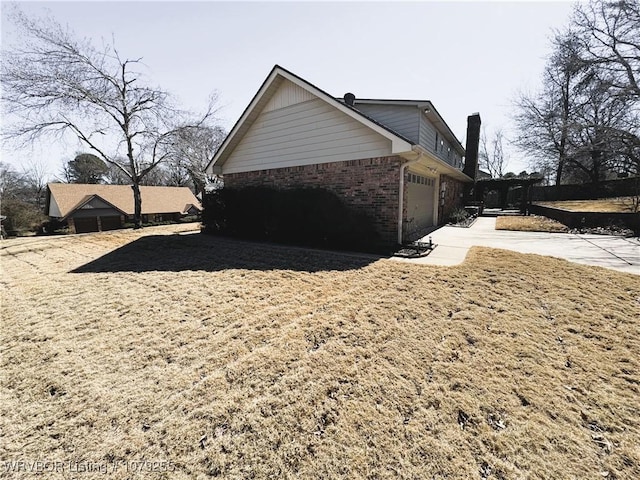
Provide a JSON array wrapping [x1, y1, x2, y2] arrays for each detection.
[[411, 145, 473, 182]]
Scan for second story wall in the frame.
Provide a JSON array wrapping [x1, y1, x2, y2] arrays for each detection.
[[355, 104, 420, 145], [356, 102, 464, 170], [419, 114, 464, 169]]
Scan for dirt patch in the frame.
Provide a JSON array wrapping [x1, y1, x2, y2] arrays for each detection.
[[2, 225, 639, 479], [496, 215, 569, 233]]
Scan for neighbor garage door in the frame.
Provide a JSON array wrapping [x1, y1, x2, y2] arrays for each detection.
[[99, 216, 122, 231], [73, 216, 99, 234], [405, 172, 436, 239]]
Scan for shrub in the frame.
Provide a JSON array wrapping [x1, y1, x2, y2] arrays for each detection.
[[202, 186, 383, 252], [448, 208, 471, 225]]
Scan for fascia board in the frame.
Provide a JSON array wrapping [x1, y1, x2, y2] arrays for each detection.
[[206, 67, 283, 174]]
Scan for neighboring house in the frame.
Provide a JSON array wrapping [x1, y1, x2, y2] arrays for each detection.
[[46, 183, 202, 234], [206, 65, 481, 245]]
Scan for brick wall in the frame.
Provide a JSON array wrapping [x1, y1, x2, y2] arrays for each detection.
[[438, 175, 466, 223], [529, 204, 639, 234], [224, 156, 403, 246]]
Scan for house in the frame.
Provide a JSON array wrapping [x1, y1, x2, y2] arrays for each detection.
[[46, 183, 202, 234], [206, 65, 481, 246]]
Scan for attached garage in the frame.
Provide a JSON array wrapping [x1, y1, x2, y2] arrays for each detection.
[[405, 171, 437, 240]]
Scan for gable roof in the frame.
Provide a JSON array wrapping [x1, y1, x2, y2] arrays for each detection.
[[63, 194, 129, 220], [206, 65, 414, 174], [47, 183, 202, 218]]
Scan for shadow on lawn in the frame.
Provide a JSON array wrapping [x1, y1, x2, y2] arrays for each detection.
[[71, 233, 382, 273]]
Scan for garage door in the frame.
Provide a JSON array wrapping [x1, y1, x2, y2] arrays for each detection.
[[73, 216, 99, 234], [100, 216, 122, 231], [405, 172, 436, 239]]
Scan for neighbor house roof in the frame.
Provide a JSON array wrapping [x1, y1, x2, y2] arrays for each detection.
[[47, 183, 202, 218]]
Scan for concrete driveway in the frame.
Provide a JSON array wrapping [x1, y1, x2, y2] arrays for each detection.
[[396, 217, 639, 275]]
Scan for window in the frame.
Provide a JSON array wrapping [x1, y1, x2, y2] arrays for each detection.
[[434, 132, 439, 151]]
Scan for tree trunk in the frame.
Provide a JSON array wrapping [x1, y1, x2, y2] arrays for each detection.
[[131, 183, 143, 229], [555, 158, 564, 187]]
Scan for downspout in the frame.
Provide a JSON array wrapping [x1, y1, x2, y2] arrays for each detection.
[[398, 149, 423, 245]]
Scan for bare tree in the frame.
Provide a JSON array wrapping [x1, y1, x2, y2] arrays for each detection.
[[479, 127, 509, 178], [0, 161, 49, 233], [573, 0, 640, 100], [1, 9, 219, 228], [21, 159, 50, 210], [513, 31, 588, 185], [164, 125, 226, 194]]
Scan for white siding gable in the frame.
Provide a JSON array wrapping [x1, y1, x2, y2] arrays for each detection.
[[223, 97, 393, 174], [262, 79, 315, 113]]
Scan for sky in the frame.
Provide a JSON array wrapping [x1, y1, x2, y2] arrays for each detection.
[[1, 0, 576, 179]]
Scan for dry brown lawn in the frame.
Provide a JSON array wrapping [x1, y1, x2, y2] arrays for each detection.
[[538, 197, 638, 213], [496, 216, 569, 233], [2, 224, 639, 479]]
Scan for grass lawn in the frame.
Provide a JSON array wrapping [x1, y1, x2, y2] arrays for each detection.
[[537, 197, 638, 213], [2, 224, 639, 479], [496, 215, 569, 233]]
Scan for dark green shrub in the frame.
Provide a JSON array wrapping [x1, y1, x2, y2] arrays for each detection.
[[202, 186, 383, 252], [448, 208, 470, 224]]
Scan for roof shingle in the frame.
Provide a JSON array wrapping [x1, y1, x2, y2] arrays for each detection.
[[47, 183, 202, 218]]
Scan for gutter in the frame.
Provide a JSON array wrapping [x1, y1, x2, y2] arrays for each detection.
[[397, 148, 423, 245]]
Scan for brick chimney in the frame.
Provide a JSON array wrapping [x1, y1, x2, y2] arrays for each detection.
[[463, 113, 481, 180]]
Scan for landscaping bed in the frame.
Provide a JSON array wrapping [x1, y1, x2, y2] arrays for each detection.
[[496, 215, 569, 233]]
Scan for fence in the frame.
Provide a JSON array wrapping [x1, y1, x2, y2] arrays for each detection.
[[531, 176, 639, 202]]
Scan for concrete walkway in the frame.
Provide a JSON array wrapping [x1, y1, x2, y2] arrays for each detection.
[[395, 217, 639, 275]]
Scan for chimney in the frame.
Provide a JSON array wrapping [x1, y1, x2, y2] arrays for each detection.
[[343, 92, 355, 107], [463, 112, 481, 180]]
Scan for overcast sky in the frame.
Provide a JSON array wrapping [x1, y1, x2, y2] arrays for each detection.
[[1, 0, 576, 178]]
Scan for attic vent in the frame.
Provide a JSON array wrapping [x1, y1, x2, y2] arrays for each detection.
[[343, 92, 355, 106]]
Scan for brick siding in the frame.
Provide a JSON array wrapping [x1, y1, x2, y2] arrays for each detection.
[[224, 156, 403, 246], [438, 174, 466, 223]]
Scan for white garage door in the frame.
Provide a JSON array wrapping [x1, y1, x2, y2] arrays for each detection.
[[405, 172, 436, 239]]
